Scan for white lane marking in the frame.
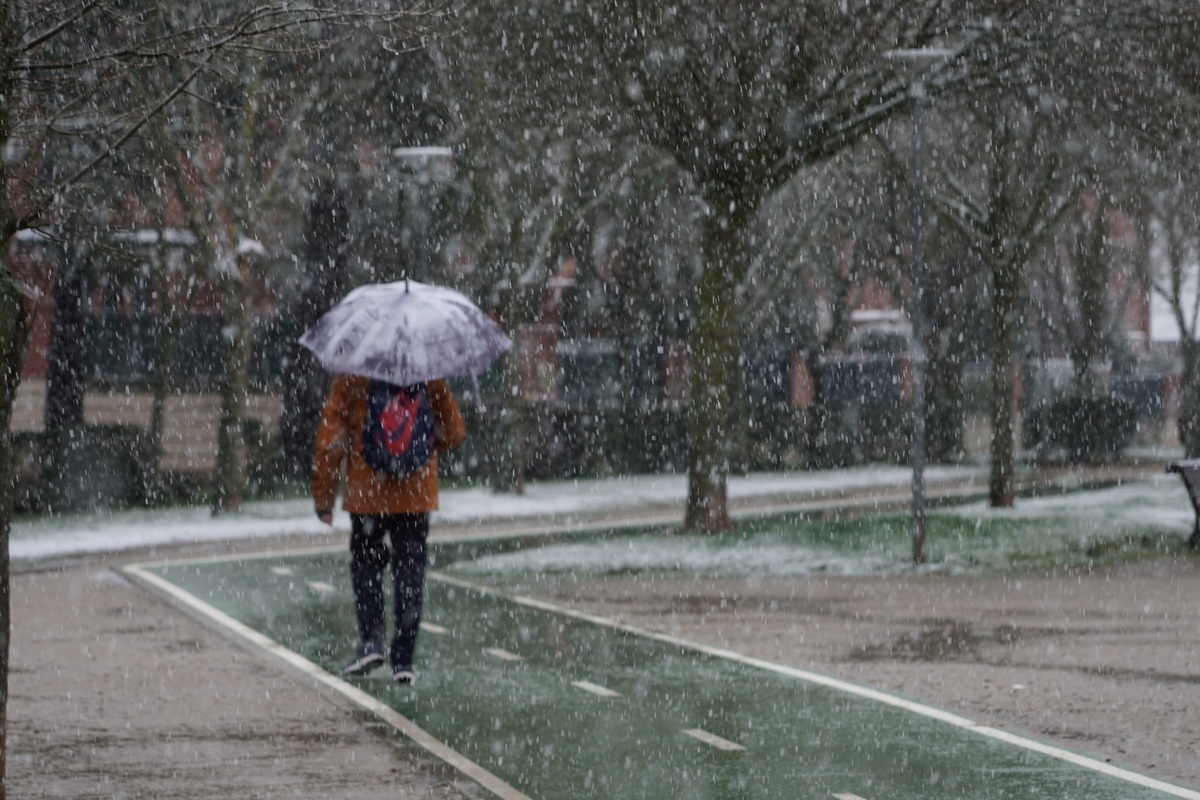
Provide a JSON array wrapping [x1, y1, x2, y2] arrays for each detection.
[[270, 566, 293, 576], [121, 564, 533, 800], [683, 728, 745, 752], [571, 680, 620, 698], [484, 647, 523, 662], [833, 794, 869, 800], [124, 536, 1200, 800], [306, 580, 336, 593], [430, 571, 1200, 800], [420, 622, 449, 635]]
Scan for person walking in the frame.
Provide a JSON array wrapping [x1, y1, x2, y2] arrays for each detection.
[[312, 374, 466, 683]]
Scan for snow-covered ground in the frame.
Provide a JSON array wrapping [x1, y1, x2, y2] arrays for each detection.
[[448, 474, 1197, 578], [9, 466, 961, 560], [11, 466, 1193, 565]]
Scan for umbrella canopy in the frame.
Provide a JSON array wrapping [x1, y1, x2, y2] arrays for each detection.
[[299, 280, 512, 386]]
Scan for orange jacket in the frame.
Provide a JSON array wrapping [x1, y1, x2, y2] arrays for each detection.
[[312, 375, 466, 515]]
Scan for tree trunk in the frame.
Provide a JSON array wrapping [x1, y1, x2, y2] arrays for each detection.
[[146, 300, 184, 497], [143, 227, 193, 500], [0, 6, 35, 790], [491, 227, 527, 495], [926, 355, 966, 464], [1179, 340, 1200, 458], [684, 197, 745, 532], [280, 186, 349, 481], [42, 244, 92, 511], [728, 348, 750, 477], [923, 259, 969, 464], [0, 267, 36, 800], [44, 245, 87, 431], [212, 254, 253, 515], [804, 350, 836, 469], [0, 274, 32, 800], [989, 254, 1021, 508], [491, 314, 526, 495]]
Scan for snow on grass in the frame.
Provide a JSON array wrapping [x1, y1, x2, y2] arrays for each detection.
[[11, 466, 1192, 576], [10, 465, 980, 561], [450, 533, 909, 578], [430, 465, 979, 522], [937, 475, 1193, 534], [448, 475, 1197, 579], [10, 502, 347, 561]]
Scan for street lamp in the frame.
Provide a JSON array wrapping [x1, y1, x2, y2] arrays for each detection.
[[885, 22, 992, 563], [883, 49, 953, 565], [392, 146, 455, 282]]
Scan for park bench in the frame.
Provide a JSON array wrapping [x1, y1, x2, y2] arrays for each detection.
[[1166, 459, 1200, 547]]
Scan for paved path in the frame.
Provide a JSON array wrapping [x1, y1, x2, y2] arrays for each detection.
[[127, 541, 1199, 800], [9, 563, 490, 799]]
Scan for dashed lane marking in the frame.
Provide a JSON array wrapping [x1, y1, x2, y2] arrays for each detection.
[[484, 647, 524, 662], [430, 570, 1200, 800], [833, 794, 869, 800], [270, 566, 293, 576], [570, 680, 620, 698], [420, 622, 449, 635], [306, 580, 336, 593], [125, 543, 1200, 800], [683, 728, 745, 752]]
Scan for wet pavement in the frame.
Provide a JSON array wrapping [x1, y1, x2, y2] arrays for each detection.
[[131, 535, 1200, 800]]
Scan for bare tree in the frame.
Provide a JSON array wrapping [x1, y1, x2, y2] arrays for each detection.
[[155, 41, 317, 514], [744, 157, 871, 468], [470, 0, 1147, 529], [1033, 189, 1140, 398], [935, 96, 1075, 506], [0, 1, 444, 791], [279, 185, 351, 481], [578, 2, 995, 530], [455, 128, 575, 492], [1143, 175, 1200, 456], [447, 16, 646, 489]]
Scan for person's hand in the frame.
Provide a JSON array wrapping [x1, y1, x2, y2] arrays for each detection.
[[316, 510, 334, 526]]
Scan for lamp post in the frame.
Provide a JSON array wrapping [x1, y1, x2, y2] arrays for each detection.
[[886, 22, 992, 563], [392, 146, 455, 282], [908, 77, 929, 564], [884, 49, 952, 565]]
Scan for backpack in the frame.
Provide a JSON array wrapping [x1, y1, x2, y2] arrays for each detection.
[[360, 380, 436, 477]]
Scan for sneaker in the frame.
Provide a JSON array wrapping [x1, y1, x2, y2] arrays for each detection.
[[392, 666, 417, 684], [342, 642, 384, 675]]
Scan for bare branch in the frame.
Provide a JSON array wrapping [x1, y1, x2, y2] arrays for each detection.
[[19, 0, 104, 53], [18, 47, 215, 229]]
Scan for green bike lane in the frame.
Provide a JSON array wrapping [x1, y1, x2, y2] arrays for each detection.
[[127, 545, 1200, 800]]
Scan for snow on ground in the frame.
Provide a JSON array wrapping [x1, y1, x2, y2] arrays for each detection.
[[941, 473, 1193, 532], [428, 464, 975, 521], [450, 475, 1198, 579], [11, 466, 964, 561], [451, 534, 909, 578], [11, 466, 1192, 565]]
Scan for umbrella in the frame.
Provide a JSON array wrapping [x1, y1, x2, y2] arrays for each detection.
[[298, 279, 512, 386]]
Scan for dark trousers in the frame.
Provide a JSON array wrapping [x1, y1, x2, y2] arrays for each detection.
[[349, 513, 429, 669]]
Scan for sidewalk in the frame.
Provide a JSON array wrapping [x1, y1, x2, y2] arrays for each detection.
[[10, 565, 497, 800]]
